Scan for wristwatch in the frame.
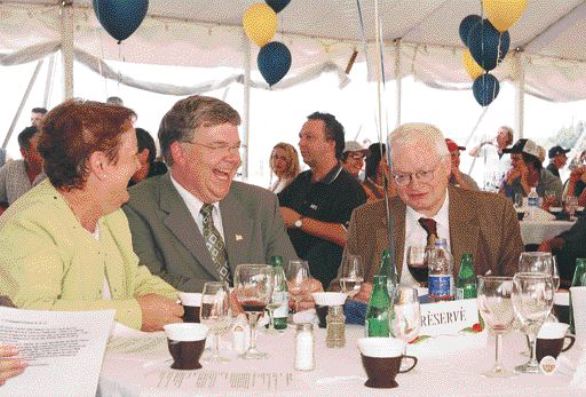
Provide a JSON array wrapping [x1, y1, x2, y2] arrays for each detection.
[[294, 217, 304, 228]]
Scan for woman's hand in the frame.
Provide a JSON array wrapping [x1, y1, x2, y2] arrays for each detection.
[[0, 345, 26, 386]]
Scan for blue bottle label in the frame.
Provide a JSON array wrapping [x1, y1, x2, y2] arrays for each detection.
[[429, 275, 451, 297]]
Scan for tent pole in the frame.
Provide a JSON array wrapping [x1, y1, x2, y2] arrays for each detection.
[[242, 33, 251, 179], [61, 0, 74, 99], [2, 60, 44, 150], [43, 53, 56, 108], [395, 39, 402, 128], [514, 51, 525, 139]]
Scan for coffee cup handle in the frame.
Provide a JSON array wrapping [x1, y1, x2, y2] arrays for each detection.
[[562, 334, 576, 352], [398, 355, 418, 373]]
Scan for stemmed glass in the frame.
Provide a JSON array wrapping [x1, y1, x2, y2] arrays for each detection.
[[390, 286, 421, 361], [285, 260, 310, 312], [407, 246, 428, 286], [477, 276, 515, 378], [518, 252, 559, 320], [234, 264, 274, 359], [512, 272, 554, 373], [199, 281, 231, 362], [339, 254, 364, 298]]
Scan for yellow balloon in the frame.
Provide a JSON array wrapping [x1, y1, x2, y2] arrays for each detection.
[[243, 3, 277, 47], [462, 49, 484, 80], [483, 0, 528, 32]]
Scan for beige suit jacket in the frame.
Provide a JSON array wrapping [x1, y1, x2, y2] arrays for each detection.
[[331, 186, 523, 288]]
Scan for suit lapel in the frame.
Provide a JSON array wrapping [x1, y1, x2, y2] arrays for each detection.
[[159, 174, 219, 280], [448, 186, 479, 275], [220, 190, 254, 275]]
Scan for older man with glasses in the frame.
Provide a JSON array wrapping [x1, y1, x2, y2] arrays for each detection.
[[123, 95, 298, 293], [332, 123, 523, 301]]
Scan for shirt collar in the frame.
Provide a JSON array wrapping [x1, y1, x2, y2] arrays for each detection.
[[406, 190, 450, 228], [312, 162, 343, 185], [170, 174, 220, 217]]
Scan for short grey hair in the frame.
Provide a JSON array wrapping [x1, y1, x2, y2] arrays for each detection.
[[388, 123, 449, 162], [158, 95, 241, 166]]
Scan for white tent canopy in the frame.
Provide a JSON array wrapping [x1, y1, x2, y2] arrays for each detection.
[[2, 0, 586, 102]]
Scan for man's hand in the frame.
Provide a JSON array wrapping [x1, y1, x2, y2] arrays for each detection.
[[288, 278, 323, 311], [352, 282, 373, 303], [136, 293, 184, 332], [0, 345, 26, 386], [280, 207, 301, 228]]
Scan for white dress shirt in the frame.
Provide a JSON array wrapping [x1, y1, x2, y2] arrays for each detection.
[[170, 174, 225, 240], [401, 192, 451, 286]]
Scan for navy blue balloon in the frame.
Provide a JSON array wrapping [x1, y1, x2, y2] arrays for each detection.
[[473, 73, 500, 106], [266, 0, 290, 13], [467, 19, 510, 71], [458, 14, 481, 47], [258, 42, 292, 86], [93, 0, 149, 43]]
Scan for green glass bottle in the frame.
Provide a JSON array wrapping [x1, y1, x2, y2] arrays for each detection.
[[569, 257, 586, 333], [377, 249, 398, 299], [269, 255, 288, 331], [365, 275, 390, 337], [456, 253, 477, 300]]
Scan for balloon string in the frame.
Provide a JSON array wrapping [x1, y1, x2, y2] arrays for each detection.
[[466, 106, 490, 175]]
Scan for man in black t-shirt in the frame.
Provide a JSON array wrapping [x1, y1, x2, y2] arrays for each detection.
[[278, 112, 367, 288]]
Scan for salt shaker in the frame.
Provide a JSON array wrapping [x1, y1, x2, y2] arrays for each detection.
[[295, 323, 315, 371]]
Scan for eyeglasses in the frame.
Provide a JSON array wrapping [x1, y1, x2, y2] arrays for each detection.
[[183, 141, 244, 155], [391, 160, 443, 186]]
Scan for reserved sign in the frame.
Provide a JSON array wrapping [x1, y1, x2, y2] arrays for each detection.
[[419, 299, 479, 336]]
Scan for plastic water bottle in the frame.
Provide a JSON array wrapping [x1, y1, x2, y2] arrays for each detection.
[[528, 187, 539, 220], [428, 238, 454, 302]]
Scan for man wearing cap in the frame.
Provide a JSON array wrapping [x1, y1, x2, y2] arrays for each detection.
[[546, 145, 570, 180], [445, 138, 479, 191], [500, 138, 562, 201], [341, 141, 368, 180]]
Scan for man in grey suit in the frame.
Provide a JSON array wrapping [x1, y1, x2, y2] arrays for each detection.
[[332, 122, 523, 301], [123, 96, 298, 292]]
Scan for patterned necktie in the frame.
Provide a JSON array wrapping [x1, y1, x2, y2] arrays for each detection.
[[418, 217, 438, 248], [200, 204, 231, 283]]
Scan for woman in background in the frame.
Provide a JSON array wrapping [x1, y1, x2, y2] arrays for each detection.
[[269, 142, 300, 193], [362, 143, 396, 201]]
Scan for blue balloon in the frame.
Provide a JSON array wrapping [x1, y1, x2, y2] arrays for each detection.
[[458, 14, 481, 47], [467, 19, 510, 71], [93, 0, 149, 43], [258, 42, 292, 86], [266, 0, 290, 13], [473, 73, 500, 106]]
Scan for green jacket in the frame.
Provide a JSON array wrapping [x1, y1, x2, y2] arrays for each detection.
[[0, 180, 177, 330]]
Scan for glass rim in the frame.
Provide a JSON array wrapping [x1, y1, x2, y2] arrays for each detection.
[[477, 276, 513, 281], [513, 271, 553, 279]]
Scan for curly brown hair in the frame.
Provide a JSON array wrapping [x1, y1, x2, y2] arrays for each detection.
[[38, 99, 136, 190]]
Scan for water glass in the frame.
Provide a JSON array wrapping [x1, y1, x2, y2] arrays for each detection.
[[200, 281, 231, 362], [339, 254, 364, 298], [512, 272, 554, 374], [285, 260, 310, 312], [477, 276, 515, 378], [390, 286, 421, 349]]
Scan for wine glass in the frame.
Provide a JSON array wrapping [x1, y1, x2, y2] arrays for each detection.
[[512, 272, 554, 374], [285, 260, 310, 312], [234, 264, 274, 359], [390, 286, 421, 362], [407, 246, 428, 286], [565, 195, 578, 221], [199, 281, 231, 362], [339, 254, 364, 298], [518, 252, 554, 274], [477, 276, 515, 378]]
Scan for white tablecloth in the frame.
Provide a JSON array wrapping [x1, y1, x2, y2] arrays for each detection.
[[520, 220, 575, 245], [98, 324, 586, 397]]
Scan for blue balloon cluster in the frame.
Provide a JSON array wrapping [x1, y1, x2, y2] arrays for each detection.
[[472, 74, 500, 107], [93, 0, 149, 43], [459, 15, 510, 106], [266, 0, 290, 13], [258, 42, 292, 86]]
